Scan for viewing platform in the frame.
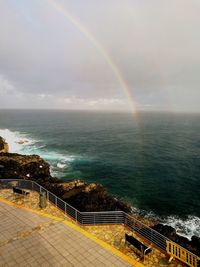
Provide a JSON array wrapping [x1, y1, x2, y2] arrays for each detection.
[[0, 187, 143, 267], [0, 180, 194, 267], [0, 199, 135, 267]]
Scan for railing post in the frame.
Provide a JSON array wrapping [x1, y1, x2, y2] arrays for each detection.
[[65, 203, 67, 216], [47, 191, 49, 206], [133, 217, 136, 231], [55, 197, 57, 207], [124, 212, 126, 226], [75, 210, 77, 222]]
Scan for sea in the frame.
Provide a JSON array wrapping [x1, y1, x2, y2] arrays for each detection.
[[0, 109, 199, 239]]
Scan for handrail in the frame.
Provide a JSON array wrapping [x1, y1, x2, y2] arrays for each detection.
[[82, 211, 123, 214], [0, 178, 199, 266], [33, 180, 80, 213], [124, 211, 170, 241]]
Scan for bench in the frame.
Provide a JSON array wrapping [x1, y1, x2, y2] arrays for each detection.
[[13, 186, 30, 196], [125, 233, 151, 257]]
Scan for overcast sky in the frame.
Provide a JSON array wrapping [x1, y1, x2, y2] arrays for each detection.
[[0, 0, 200, 112]]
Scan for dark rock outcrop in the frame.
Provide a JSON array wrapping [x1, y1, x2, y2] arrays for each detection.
[[152, 223, 200, 256], [0, 137, 8, 153], [0, 153, 51, 181], [0, 148, 131, 213], [65, 183, 131, 212]]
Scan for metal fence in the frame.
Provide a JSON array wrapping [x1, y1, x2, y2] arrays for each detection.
[[0, 178, 199, 264], [0, 179, 125, 225], [124, 212, 168, 251]]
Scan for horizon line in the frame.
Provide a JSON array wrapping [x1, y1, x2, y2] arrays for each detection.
[[0, 108, 200, 114]]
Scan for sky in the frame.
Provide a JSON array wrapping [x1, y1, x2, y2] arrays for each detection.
[[0, 0, 200, 112]]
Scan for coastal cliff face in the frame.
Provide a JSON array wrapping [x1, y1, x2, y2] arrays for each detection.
[[0, 137, 131, 213], [0, 137, 9, 153], [0, 153, 51, 180]]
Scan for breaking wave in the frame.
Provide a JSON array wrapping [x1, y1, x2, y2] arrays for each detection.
[[163, 215, 200, 239], [0, 128, 75, 177], [130, 207, 200, 239], [57, 162, 66, 169], [0, 128, 37, 153]]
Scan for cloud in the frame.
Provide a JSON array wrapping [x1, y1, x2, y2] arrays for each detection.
[[0, 75, 16, 96], [0, 74, 127, 110], [47, 96, 126, 110], [0, 0, 199, 112]]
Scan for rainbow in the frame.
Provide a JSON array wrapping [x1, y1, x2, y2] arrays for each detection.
[[47, 0, 138, 115]]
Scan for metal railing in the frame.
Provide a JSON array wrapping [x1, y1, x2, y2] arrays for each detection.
[[0, 179, 125, 225], [0, 178, 199, 266], [124, 212, 167, 251]]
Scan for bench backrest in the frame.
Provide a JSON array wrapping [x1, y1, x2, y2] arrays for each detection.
[[13, 187, 29, 195], [125, 233, 148, 252]]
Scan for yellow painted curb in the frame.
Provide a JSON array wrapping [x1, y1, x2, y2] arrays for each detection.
[[0, 197, 144, 267], [64, 221, 144, 267], [0, 197, 64, 222]]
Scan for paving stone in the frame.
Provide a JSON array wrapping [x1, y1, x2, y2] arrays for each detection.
[[0, 201, 132, 267]]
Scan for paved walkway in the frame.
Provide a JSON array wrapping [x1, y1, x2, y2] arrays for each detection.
[[0, 201, 133, 267]]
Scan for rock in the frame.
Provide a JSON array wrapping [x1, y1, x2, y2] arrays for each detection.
[[0, 152, 51, 181], [190, 235, 200, 256], [84, 183, 97, 192], [16, 139, 29, 145], [0, 137, 9, 153], [65, 183, 131, 212], [191, 235, 200, 247], [152, 224, 176, 239]]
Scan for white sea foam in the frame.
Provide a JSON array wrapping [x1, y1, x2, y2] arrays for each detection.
[[57, 162, 66, 169], [162, 215, 200, 239], [130, 206, 200, 239], [0, 128, 37, 153], [0, 128, 76, 177]]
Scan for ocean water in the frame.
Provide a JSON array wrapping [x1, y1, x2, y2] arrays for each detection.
[[0, 110, 200, 238]]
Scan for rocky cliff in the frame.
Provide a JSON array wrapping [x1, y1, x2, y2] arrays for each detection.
[[0, 153, 51, 181], [0, 137, 9, 153], [0, 142, 131, 213]]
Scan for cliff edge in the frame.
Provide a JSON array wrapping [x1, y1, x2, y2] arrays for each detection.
[[0, 137, 131, 213]]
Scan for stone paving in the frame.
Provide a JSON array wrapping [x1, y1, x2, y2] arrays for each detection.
[[0, 201, 132, 267], [0, 189, 68, 221]]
